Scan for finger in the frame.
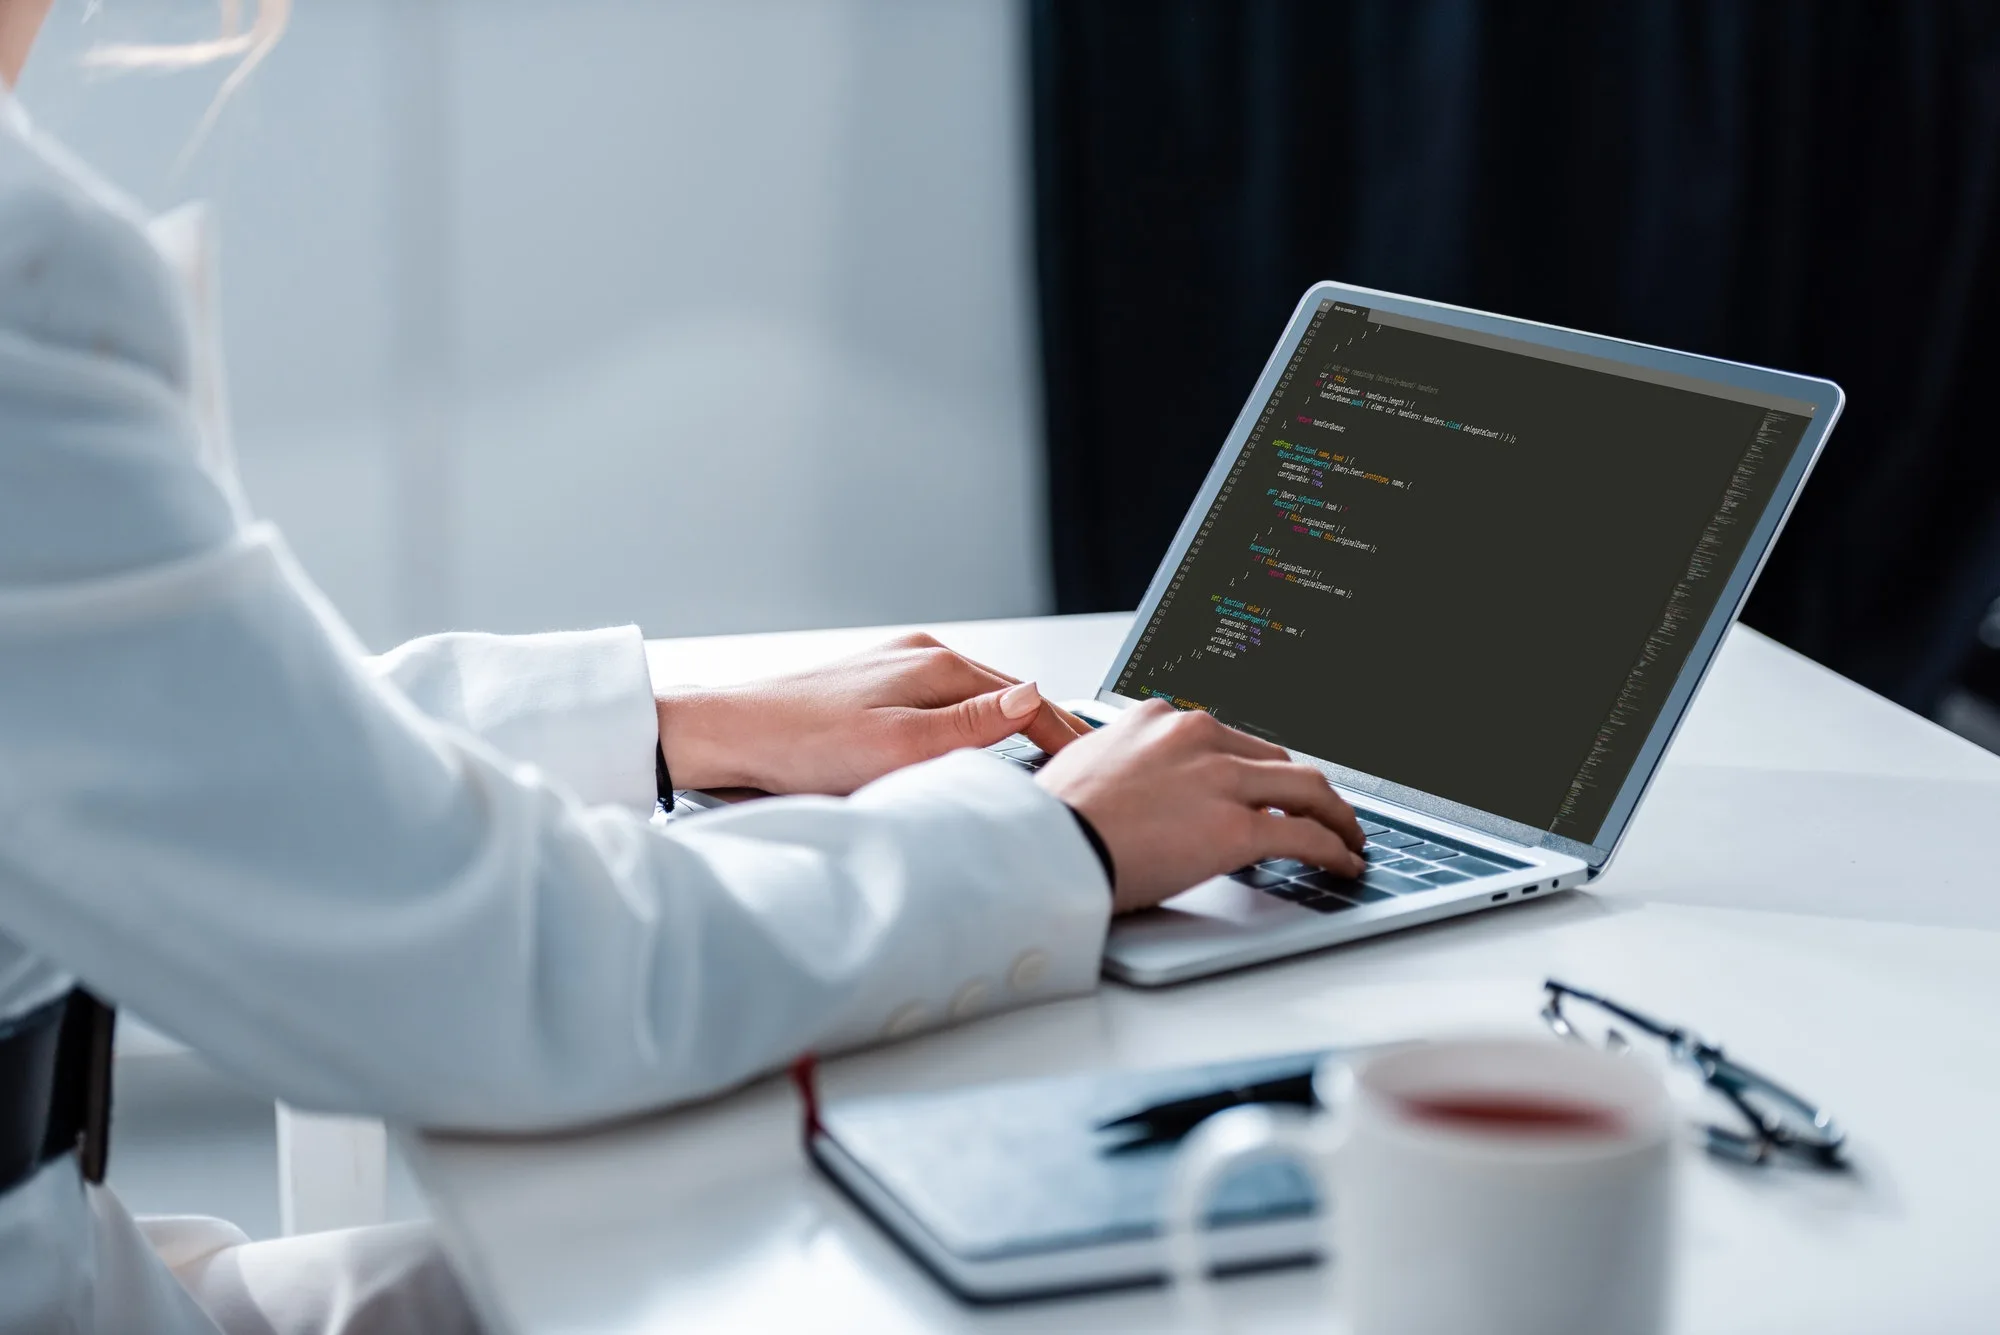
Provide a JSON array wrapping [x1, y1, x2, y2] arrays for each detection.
[[1020, 700, 1084, 753], [918, 680, 1047, 754], [1241, 810, 1369, 878], [1228, 759, 1366, 852], [926, 653, 1087, 749], [1021, 694, 1093, 738], [1038, 698, 1094, 739], [953, 651, 1095, 736]]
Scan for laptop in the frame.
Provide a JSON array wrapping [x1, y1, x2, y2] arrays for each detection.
[[993, 281, 1843, 986]]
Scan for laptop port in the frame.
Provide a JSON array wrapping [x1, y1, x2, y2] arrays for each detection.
[[1521, 883, 1540, 894], [1490, 891, 1508, 902]]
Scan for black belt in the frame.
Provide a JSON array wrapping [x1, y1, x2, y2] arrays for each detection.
[[0, 988, 115, 1196]]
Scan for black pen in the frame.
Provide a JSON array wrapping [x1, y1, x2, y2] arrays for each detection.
[[1095, 1067, 1321, 1146]]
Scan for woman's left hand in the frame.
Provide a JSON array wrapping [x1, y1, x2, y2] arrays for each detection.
[[654, 632, 1091, 795]]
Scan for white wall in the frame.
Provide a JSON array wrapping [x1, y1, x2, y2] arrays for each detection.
[[21, 0, 1049, 649]]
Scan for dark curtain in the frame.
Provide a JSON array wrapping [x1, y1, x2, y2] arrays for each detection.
[[1031, 0, 2000, 713]]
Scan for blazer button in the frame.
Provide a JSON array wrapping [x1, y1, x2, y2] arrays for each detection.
[[949, 979, 992, 1020], [1008, 950, 1050, 992], [882, 1002, 928, 1038]]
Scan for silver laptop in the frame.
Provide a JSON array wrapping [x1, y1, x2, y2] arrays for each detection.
[[992, 280, 1843, 986]]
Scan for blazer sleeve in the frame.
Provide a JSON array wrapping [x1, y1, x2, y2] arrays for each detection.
[[0, 125, 1111, 1132], [368, 628, 662, 813]]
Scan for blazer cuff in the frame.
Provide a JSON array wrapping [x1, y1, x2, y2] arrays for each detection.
[[845, 748, 1112, 1010], [370, 625, 660, 812]]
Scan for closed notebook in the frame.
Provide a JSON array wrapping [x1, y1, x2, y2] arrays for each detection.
[[810, 1050, 1331, 1302]]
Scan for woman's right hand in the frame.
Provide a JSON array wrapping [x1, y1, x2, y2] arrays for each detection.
[[1035, 700, 1366, 914]]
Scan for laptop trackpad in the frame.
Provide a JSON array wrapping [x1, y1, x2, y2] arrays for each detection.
[[1112, 876, 1305, 943]]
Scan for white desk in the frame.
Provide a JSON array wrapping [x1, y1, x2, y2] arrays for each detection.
[[403, 614, 2000, 1334]]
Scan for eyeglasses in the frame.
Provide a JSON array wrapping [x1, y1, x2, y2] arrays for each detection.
[[1541, 979, 1847, 1170]]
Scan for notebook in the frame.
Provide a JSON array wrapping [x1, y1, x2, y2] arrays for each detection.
[[810, 1051, 1332, 1302]]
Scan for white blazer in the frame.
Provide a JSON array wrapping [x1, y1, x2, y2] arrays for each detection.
[[0, 97, 1108, 1332]]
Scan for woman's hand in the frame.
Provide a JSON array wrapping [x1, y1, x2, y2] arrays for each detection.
[[1035, 700, 1366, 914], [656, 632, 1091, 795]]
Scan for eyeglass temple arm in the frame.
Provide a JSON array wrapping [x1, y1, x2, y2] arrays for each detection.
[[1543, 979, 1689, 1047]]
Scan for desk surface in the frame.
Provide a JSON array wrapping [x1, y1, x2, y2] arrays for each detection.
[[405, 615, 2000, 1335]]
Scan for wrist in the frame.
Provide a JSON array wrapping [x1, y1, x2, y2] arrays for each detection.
[[1062, 802, 1117, 900], [654, 685, 754, 791]]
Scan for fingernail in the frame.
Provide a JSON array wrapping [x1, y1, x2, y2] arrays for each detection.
[[1000, 680, 1041, 718]]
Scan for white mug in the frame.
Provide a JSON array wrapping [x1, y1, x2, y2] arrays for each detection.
[[1164, 1038, 1678, 1335]]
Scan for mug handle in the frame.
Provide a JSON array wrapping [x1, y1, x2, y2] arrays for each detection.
[[1161, 1099, 1348, 1334]]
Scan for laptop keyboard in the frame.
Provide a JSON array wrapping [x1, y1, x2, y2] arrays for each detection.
[[988, 738, 1522, 911], [1244, 814, 1524, 910]]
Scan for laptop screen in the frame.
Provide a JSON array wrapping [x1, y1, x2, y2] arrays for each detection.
[[1111, 298, 1819, 849]]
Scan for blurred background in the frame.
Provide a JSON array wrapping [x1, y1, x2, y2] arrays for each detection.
[[1029, 1, 2000, 752], [16, 0, 2000, 1231], [23, 0, 1052, 650]]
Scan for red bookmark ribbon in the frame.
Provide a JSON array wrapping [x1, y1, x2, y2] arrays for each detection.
[[790, 1053, 823, 1145]]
